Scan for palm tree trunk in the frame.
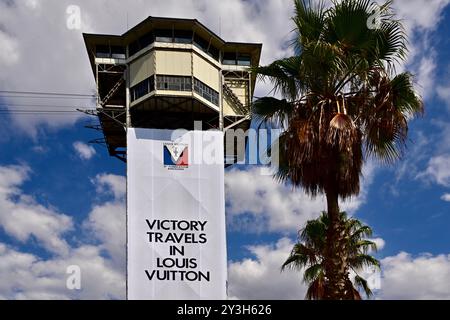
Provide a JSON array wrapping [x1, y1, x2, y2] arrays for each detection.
[[323, 187, 349, 299]]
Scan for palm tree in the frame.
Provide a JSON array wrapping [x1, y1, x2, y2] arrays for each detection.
[[282, 212, 380, 300], [252, 0, 422, 299]]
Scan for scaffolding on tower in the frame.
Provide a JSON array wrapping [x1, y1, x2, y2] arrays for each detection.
[[82, 16, 262, 165]]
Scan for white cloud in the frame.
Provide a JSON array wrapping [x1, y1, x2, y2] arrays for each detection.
[[0, 0, 445, 137], [0, 30, 20, 67], [225, 162, 376, 233], [228, 236, 385, 300], [371, 237, 386, 251], [0, 0, 449, 300], [0, 0, 294, 136], [386, 1, 450, 198], [228, 238, 306, 299], [225, 167, 325, 233], [230, 238, 450, 300], [93, 173, 126, 200], [380, 252, 450, 299], [0, 1, 93, 137], [392, 0, 449, 101], [0, 243, 124, 300], [84, 174, 126, 269], [73, 141, 96, 160], [1, 162, 449, 300], [0, 165, 73, 255], [393, 0, 450, 32], [0, 162, 376, 300], [441, 193, 450, 202], [31, 145, 49, 154], [0, 165, 126, 299], [393, 130, 431, 183], [25, 0, 40, 11], [414, 55, 437, 100], [417, 154, 450, 186], [437, 83, 450, 111]]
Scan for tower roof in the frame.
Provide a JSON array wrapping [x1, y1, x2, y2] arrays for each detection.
[[83, 16, 262, 75]]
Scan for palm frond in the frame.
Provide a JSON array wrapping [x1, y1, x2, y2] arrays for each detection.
[[305, 274, 326, 300], [363, 71, 421, 164], [325, 0, 381, 56], [282, 243, 318, 271], [390, 72, 424, 116], [283, 211, 380, 299], [354, 240, 378, 254], [252, 97, 294, 128], [349, 253, 381, 270], [350, 225, 373, 240], [293, 0, 328, 47], [303, 264, 324, 283], [251, 57, 303, 100], [354, 274, 373, 298]]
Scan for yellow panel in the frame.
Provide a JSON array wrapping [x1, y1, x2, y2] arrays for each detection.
[[226, 81, 248, 99], [193, 54, 219, 91], [223, 81, 249, 116], [223, 99, 238, 116], [156, 50, 192, 76], [130, 52, 155, 87], [229, 86, 247, 106]]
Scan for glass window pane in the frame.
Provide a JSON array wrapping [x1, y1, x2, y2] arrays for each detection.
[[208, 46, 219, 60], [140, 32, 154, 48], [193, 34, 209, 51], [155, 29, 173, 43], [174, 30, 192, 44], [96, 45, 110, 58], [131, 78, 150, 101], [193, 78, 219, 106], [110, 46, 125, 59], [222, 52, 236, 65], [237, 53, 251, 66], [129, 40, 140, 56]]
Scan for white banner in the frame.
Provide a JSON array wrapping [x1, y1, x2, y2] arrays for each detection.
[[127, 128, 227, 300]]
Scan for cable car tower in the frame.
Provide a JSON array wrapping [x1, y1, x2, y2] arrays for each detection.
[[82, 17, 262, 163]]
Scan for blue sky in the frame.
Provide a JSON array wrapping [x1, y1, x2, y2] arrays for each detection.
[[0, 0, 450, 300]]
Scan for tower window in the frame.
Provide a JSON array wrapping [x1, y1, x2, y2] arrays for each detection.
[[193, 78, 219, 106], [156, 75, 192, 92], [130, 76, 155, 102], [222, 52, 236, 65], [174, 30, 193, 44], [237, 54, 251, 66], [155, 29, 173, 43]]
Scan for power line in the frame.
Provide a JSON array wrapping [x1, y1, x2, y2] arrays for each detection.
[[0, 90, 95, 97], [0, 113, 85, 116], [0, 95, 94, 100], [0, 89, 97, 116], [0, 110, 82, 113], [0, 108, 93, 116], [0, 103, 89, 109], [0, 112, 86, 119]]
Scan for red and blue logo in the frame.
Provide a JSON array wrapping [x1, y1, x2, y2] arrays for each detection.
[[163, 143, 189, 169]]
